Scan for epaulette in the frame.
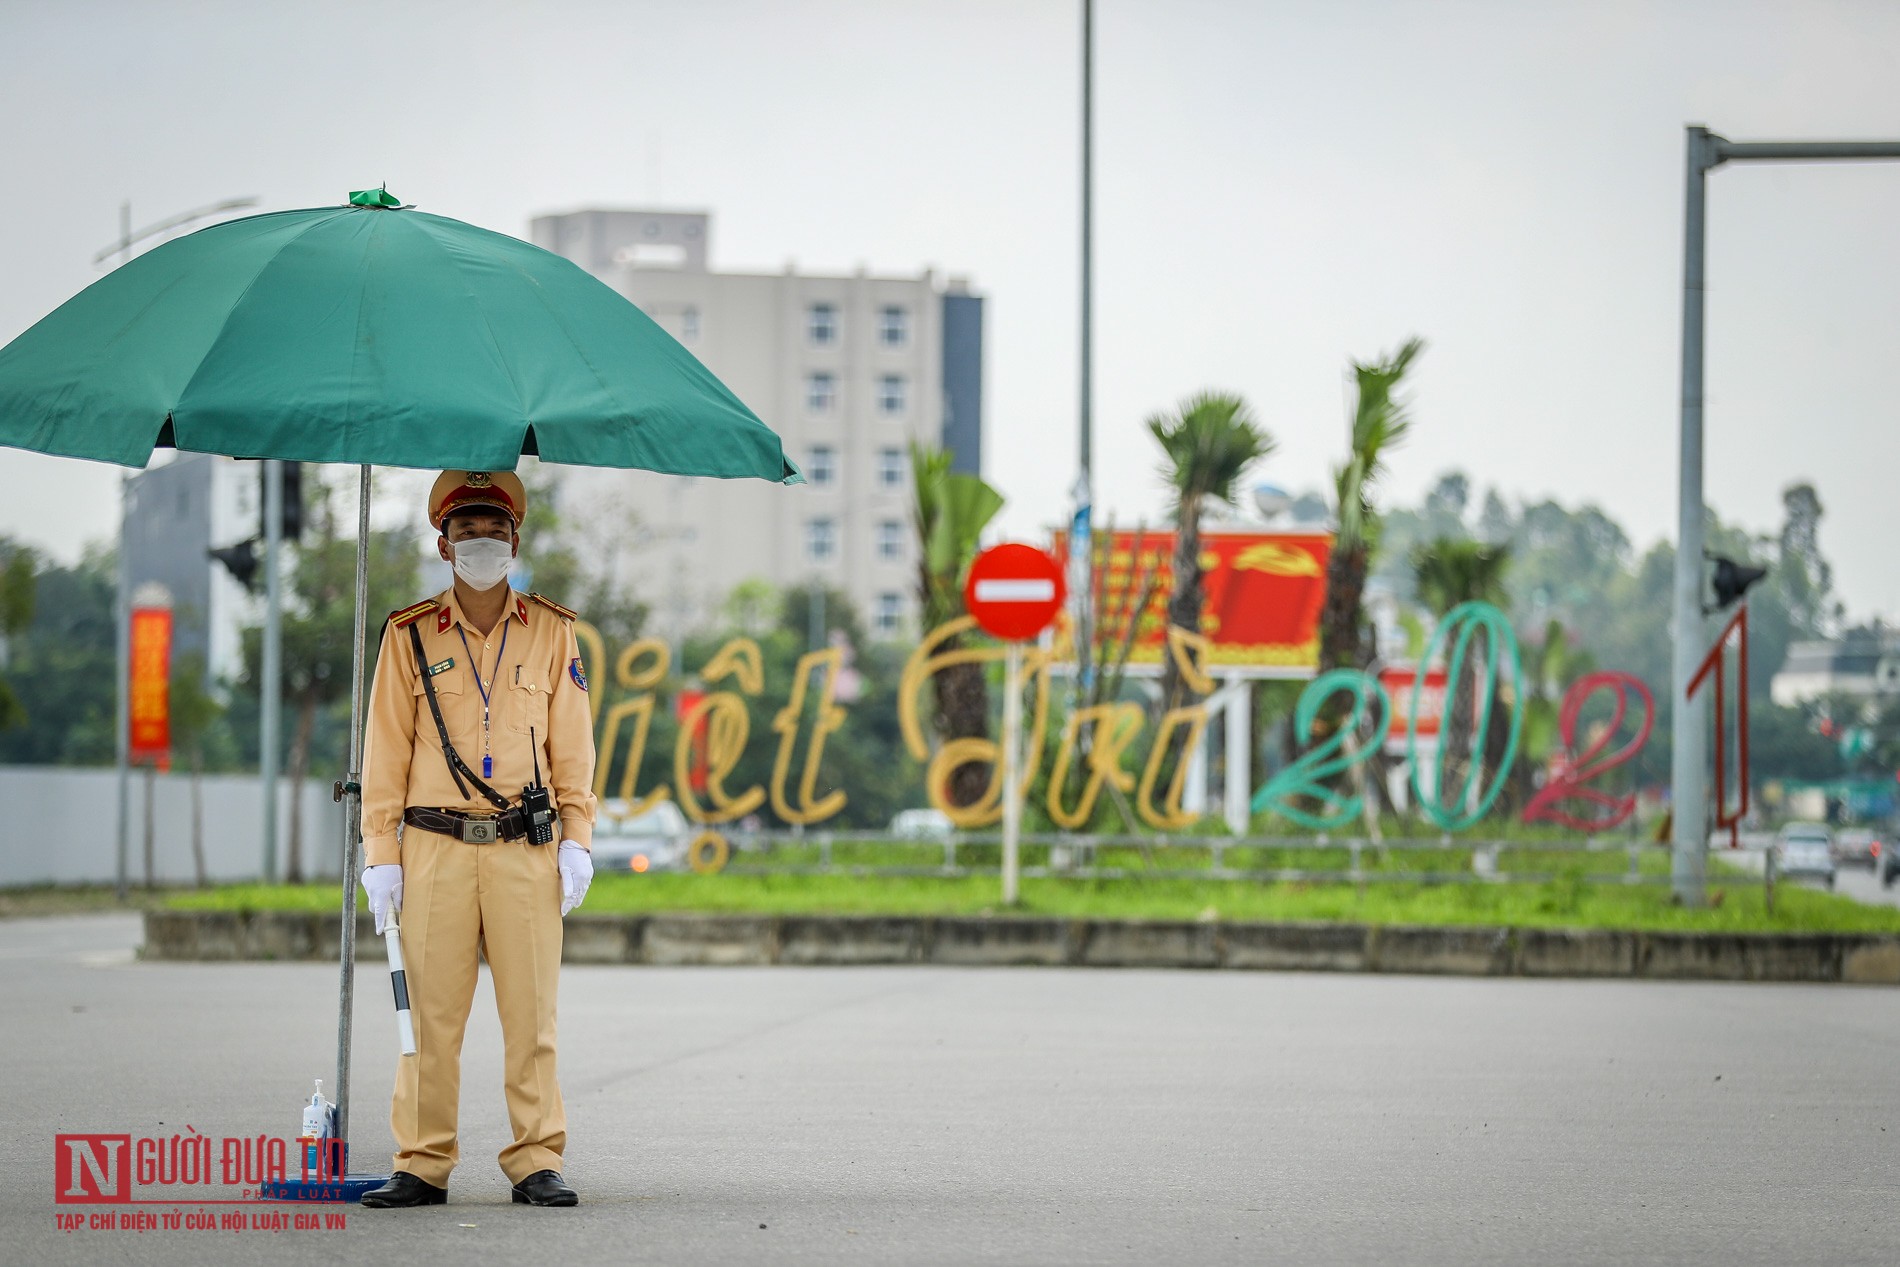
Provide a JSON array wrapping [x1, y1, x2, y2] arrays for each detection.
[[388, 598, 440, 629], [529, 592, 578, 622]]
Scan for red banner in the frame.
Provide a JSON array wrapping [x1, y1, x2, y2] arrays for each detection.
[[1081, 529, 1331, 674], [129, 606, 172, 766], [1378, 665, 1448, 752]]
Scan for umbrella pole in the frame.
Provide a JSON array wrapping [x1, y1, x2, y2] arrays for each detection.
[[334, 463, 372, 1157]]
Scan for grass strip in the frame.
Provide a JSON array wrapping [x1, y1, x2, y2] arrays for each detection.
[[163, 869, 1900, 934]]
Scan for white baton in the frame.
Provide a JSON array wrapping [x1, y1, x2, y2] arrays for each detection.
[[384, 919, 417, 1056]]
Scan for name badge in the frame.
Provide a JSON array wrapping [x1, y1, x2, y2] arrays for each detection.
[[426, 658, 455, 678]]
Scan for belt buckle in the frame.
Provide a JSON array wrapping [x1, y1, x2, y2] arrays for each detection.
[[461, 817, 499, 844]]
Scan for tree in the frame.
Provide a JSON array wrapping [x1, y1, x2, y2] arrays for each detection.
[[0, 542, 37, 730], [1410, 538, 1510, 617], [1319, 338, 1424, 677], [910, 443, 1005, 808], [1146, 392, 1274, 715], [1777, 482, 1837, 640], [0, 543, 117, 765]]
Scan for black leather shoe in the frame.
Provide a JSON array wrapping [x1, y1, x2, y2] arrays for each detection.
[[359, 1172, 447, 1208], [511, 1170, 578, 1207]]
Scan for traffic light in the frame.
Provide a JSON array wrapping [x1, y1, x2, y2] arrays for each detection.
[[256, 460, 304, 542], [210, 539, 260, 592], [1709, 555, 1767, 612]]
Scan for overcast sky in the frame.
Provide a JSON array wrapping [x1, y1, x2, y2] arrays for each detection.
[[3, 0, 1898, 615]]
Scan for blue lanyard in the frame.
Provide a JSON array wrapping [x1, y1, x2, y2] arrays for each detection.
[[457, 617, 510, 779]]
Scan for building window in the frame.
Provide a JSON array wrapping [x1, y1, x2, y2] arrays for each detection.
[[877, 374, 907, 415], [807, 445, 836, 487], [806, 518, 837, 563], [681, 307, 699, 341], [876, 592, 903, 636], [807, 302, 838, 347], [878, 305, 909, 348], [877, 520, 904, 562], [805, 371, 836, 413], [878, 446, 905, 489]]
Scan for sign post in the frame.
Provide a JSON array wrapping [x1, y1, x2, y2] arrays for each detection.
[[964, 544, 1067, 906]]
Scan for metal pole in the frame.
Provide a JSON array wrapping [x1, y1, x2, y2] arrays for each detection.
[[1070, 0, 1096, 704], [1668, 128, 1900, 907], [114, 473, 132, 902], [261, 459, 283, 882], [335, 465, 371, 1155], [1001, 640, 1024, 906], [1670, 125, 1714, 906], [1224, 678, 1250, 835]]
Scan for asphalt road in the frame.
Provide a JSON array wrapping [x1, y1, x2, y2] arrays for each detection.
[[3, 914, 1896, 1266]]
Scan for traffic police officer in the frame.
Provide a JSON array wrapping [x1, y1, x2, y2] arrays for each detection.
[[358, 470, 597, 1209]]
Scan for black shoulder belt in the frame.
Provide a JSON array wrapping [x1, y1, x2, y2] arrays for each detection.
[[408, 621, 512, 812]]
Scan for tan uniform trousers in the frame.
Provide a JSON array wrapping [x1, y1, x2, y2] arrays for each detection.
[[391, 827, 565, 1187]]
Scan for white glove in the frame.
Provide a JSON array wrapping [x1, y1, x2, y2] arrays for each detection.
[[362, 864, 403, 935], [558, 841, 593, 916]]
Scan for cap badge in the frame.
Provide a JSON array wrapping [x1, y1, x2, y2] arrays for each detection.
[[467, 472, 493, 488]]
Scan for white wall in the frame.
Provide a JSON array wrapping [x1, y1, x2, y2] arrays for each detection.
[[0, 766, 343, 887]]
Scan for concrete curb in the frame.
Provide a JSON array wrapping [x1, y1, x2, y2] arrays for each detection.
[[141, 910, 1900, 983]]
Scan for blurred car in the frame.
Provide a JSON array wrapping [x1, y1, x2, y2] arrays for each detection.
[[1884, 841, 1900, 889], [1773, 822, 1837, 889], [590, 800, 692, 874], [889, 807, 954, 841], [1831, 829, 1884, 871]]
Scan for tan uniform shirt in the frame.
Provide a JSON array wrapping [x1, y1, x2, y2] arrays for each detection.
[[362, 587, 597, 867]]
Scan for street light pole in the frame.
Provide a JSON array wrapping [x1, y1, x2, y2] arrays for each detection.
[[102, 194, 260, 899], [1671, 127, 1900, 906], [1070, 0, 1097, 702]]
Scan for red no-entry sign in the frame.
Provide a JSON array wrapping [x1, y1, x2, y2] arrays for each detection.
[[964, 543, 1066, 642]]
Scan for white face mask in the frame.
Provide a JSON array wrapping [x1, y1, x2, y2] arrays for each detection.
[[450, 537, 515, 591]]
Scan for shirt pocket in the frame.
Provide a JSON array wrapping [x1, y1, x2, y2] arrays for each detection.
[[411, 668, 465, 713], [508, 668, 553, 737]]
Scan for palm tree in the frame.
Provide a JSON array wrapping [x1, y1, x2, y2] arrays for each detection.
[[911, 443, 1005, 808], [1147, 392, 1276, 715], [1319, 337, 1425, 676], [1409, 534, 1517, 814], [1410, 537, 1509, 616]]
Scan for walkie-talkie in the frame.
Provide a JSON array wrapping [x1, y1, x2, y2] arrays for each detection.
[[520, 726, 556, 845]]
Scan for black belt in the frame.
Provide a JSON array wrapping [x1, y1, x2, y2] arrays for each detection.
[[403, 806, 531, 844]]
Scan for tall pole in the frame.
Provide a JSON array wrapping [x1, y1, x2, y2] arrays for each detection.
[[1670, 127, 1714, 905], [261, 459, 284, 881], [113, 472, 132, 902], [1070, 0, 1096, 697], [112, 203, 132, 902], [335, 465, 372, 1155], [1079, 0, 1093, 497], [1669, 128, 1900, 906]]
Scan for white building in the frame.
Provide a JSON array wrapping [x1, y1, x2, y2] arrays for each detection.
[[530, 209, 984, 643], [1771, 633, 1900, 706]]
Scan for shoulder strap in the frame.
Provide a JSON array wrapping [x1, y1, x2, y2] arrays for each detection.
[[529, 592, 578, 621], [406, 621, 511, 811]]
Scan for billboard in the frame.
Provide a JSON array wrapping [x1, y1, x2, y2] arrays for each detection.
[[1080, 529, 1331, 677]]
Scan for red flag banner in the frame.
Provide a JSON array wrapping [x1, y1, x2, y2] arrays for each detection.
[[1082, 529, 1332, 676], [128, 605, 173, 765]]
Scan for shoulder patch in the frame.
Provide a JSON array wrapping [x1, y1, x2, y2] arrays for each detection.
[[388, 599, 440, 629], [529, 592, 578, 622]]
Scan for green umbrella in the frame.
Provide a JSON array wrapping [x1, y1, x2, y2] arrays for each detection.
[[0, 193, 800, 481], [0, 190, 799, 1172]]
